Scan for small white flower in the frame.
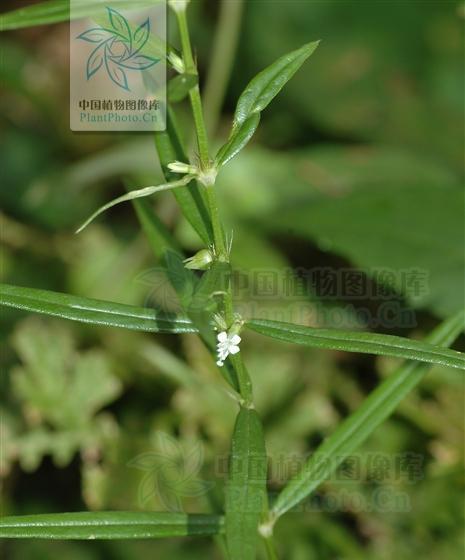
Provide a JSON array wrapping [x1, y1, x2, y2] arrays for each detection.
[[216, 331, 241, 367]]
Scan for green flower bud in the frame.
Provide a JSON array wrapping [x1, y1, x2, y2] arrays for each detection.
[[183, 249, 214, 270]]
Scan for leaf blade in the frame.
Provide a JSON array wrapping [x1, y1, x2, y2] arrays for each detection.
[[75, 177, 192, 233], [271, 310, 465, 518], [246, 318, 465, 370], [0, 284, 196, 334], [0, 511, 223, 540], [215, 41, 319, 166], [233, 41, 319, 129], [226, 408, 267, 560], [215, 113, 260, 167]]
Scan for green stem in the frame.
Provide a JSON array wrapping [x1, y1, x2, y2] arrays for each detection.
[[175, 7, 210, 168], [263, 535, 279, 560], [174, 4, 226, 257], [172, 2, 253, 406], [205, 185, 227, 258], [203, 0, 245, 137]]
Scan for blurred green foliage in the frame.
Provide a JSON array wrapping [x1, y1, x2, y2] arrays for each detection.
[[1, 1, 464, 559]]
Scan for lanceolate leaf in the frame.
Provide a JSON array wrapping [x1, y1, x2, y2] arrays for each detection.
[[233, 41, 319, 129], [246, 319, 465, 370], [75, 176, 193, 233], [0, 511, 223, 539], [216, 41, 319, 166], [215, 113, 260, 167], [271, 310, 465, 519], [0, 284, 196, 334], [0, 0, 158, 31], [226, 408, 267, 560]]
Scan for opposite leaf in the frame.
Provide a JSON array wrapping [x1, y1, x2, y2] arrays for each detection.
[[216, 41, 319, 166], [0, 284, 197, 334], [0, 511, 223, 539], [246, 319, 465, 370], [226, 408, 267, 560], [271, 310, 465, 518]]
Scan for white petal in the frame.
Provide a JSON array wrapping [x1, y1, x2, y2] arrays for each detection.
[[229, 345, 240, 355], [230, 334, 241, 345], [217, 331, 228, 343], [216, 360, 224, 367]]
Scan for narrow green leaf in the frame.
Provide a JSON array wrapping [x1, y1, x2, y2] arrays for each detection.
[[164, 249, 197, 309], [215, 113, 260, 167], [246, 319, 465, 370], [0, 511, 223, 539], [216, 41, 319, 166], [76, 177, 193, 234], [233, 41, 319, 128], [124, 178, 182, 260], [155, 108, 213, 245], [271, 310, 465, 518], [1, 1, 158, 31], [0, 284, 196, 334], [226, 408, 267, 560]]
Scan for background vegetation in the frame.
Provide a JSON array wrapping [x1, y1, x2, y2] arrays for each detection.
[[1, 1, 464, 558]]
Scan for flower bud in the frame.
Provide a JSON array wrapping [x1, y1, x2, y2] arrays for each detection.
[[167, 160, 198, 175], [183, 249, 214, 270]]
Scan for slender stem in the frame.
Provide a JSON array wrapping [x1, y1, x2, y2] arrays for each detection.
[[230, 354, 253, 405], [260, 497, 279, 560], [205, 185, 227, 258], [263, 536, 279, 560], [172, 2, 253, 406], [175, 8, 210, 168], [203, 0, 244, 137]]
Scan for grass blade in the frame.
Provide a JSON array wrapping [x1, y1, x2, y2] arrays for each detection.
[[0, 284, 196, 334], [270, 311, 465, 519], [246, 319, 465, 370], [226, 408, 267, 560], [0, 511, 223, 539], [232, 41, 319, 129]]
